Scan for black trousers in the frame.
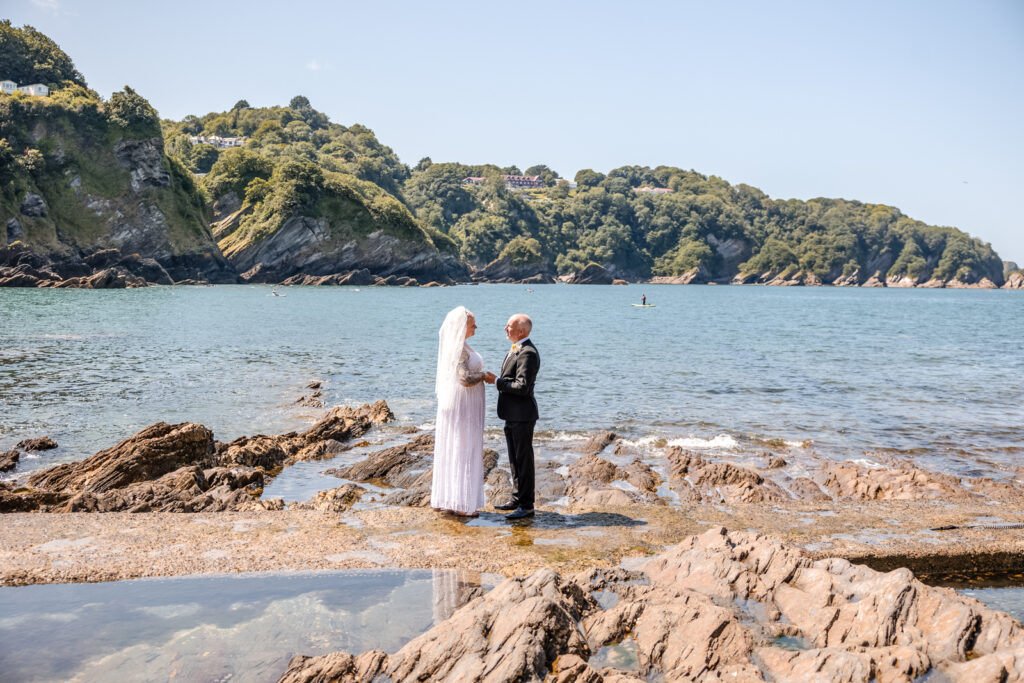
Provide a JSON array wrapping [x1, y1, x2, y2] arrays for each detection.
[[503, 420, 536, 509]]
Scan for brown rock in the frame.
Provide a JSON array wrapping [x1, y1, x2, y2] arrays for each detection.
[[27, 422, 215, 494], [818, 463, 973, 501], [300, 401, 393, 443], [280, 569, 593, 683], [0, 450, 19, 472], [579, 431, 617, 457], [569, 454, 620, 484], [291, 484, 364, 512], [327, 434, 433, 487], [217, 434, 297, 470], [621, 457, 658, 492], [668, 447, 789, 504], [14, 436, 58, 451]]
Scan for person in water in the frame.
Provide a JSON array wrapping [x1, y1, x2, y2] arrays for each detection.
[[642, 294, 647, 305]]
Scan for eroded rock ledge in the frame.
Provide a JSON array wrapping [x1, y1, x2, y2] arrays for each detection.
[[0, 401, 393, 513], [279, 527, 1024, 683]]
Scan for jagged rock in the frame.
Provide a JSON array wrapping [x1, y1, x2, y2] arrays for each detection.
[[0, 482, 66, 512], [113, 137, 171, 192], [569, 454, 620, 484], [291, 484, 364, 512], [19, 193, 48, 218], [579, 431, 617, 457], [475, 254, 553, 283], [15, 436, 58, 452], [621, 457, 658, 492], [290, 439, 348, 462], [611, 279, 629, 285], [27, 422, 216, 493], [279, 568, 593, 683], [1004, 272, 1024, 289], [326, 434, 433, 487], [765, 456, 787, 469], [300, 401, 393, 444], [278, 527, 1024, 682], [84, 249, 122, 269], [567, 263, 614, 285], [216, 434, 295, 470], [668, 447, 789, 504], [787, 476, 830, 501], [383, 485, 432, 507], [818, 463, 973, 501], [0, 450, 19, 472], [862, 271, 887, 287]]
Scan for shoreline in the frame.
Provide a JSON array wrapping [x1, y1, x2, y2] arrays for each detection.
[[4, 499, 1024, 588]]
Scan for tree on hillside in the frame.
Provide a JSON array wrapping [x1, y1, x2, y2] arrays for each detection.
[[0, 21, 86, 88], [232, 99, 251, 110], [105, 86, 160, 134], [289, 95, 311, 109]]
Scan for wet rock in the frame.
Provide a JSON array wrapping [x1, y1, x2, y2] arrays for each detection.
[[15, 436, 58, 452], [278, 526, 1024, 682], [291, 484, 364, 512], [294, 390, 325, 408], [300, 400, 393, 444], [327, 434, 433, 487], [0, 482, 66, 512], [290, 439, 348, 462], [280, 568, 594, 683], [305, 381, 322, 390], [579, 431, 617, 457], [383, 485, 431, 507], [215, 434, 298, 471], [27, 422, 216, 494], [485, 468, 514, 506], [668, 447, 789, 504], [0, 450, 19, 472], [765, 455, 787, 469]]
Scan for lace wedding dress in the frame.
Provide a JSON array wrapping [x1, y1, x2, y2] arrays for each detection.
[[431, 344, 485, 514]]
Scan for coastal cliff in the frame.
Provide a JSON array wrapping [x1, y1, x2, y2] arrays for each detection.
[[0, 24, 236, 286]]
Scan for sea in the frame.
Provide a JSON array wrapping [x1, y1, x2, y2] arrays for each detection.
[[1, 283, 1022, 484]]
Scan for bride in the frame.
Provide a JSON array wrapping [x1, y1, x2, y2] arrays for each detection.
[[432, 306, 494, 516]]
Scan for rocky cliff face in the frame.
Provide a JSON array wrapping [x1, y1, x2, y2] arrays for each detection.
[[214, 190, 469, 285], [1, 104, 236, 286]]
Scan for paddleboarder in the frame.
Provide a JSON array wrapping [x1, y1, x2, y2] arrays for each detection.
[[642, 294, 647, 306]]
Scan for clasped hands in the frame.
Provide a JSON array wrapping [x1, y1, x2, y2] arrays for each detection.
[[483, 371, 497, 385]]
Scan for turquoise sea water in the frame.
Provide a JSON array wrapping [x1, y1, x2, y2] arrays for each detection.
[[1, 284, 1022, 480]]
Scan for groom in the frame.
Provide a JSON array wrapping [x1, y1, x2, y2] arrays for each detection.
[[484, 313, 540, 520]]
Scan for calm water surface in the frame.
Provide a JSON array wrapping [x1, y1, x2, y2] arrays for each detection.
[[0, 568, 493, 682], [1, 285, 1021, 480]]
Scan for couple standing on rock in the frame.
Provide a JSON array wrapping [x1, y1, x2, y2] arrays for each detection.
[[431, 307, 540, 520]]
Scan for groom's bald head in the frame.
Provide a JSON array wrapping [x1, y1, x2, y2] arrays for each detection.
[[505, 314, 532, 342]]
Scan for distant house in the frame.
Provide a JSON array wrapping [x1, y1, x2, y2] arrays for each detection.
[[1, 80, 48, 97], [462, 174, 545, 190], [502, 174, 544, 189], [17, 83, 49, 97], [634, 186, 674, 194], [189, 135, 247, 149]]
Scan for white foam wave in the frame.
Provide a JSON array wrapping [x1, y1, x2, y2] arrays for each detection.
[[847, 458, 884, 469], [666, 434, 739, 450]]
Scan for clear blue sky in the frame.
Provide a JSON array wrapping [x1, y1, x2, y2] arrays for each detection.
[[9, 0, 1024, 262]]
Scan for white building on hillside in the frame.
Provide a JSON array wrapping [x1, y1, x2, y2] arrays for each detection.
[[18, 83, 49, 96], [0, 80, 49, 97]]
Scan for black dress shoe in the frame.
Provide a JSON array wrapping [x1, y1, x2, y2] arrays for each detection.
[[506, 507, 534, 520], [494, 501, 519, 511]]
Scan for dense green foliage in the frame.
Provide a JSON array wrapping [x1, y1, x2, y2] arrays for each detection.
[[0, 75, 210, 252], [167, 100, 1002, 285], [0, 21, 86, 89]]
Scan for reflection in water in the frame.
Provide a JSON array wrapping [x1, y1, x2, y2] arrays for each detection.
[[432, 568, 485, 624], [0, 569, 496, 683]]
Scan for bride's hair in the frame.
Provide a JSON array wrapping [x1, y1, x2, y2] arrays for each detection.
[[436, 306, 472, 410]]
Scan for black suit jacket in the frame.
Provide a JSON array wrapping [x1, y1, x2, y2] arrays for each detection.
[[496, 339, 540, 422]]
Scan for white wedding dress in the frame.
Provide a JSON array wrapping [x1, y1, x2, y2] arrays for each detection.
[[431, 344, 485, 514]]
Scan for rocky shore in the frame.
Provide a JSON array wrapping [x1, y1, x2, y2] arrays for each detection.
[[279, 527, 1024, 682], [4, 404, 1024, 681]]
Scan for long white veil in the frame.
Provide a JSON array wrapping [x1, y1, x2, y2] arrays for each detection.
[[436, 306, 469, 411]]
